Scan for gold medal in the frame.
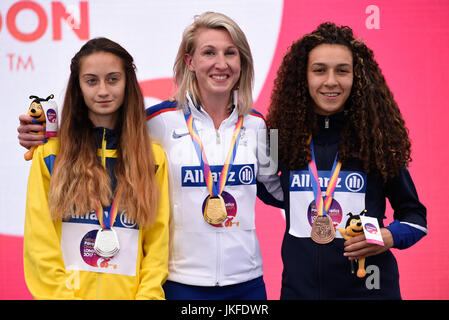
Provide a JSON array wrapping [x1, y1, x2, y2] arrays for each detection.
[[311, 215, 335, 244], [204, 195, 227, 225]]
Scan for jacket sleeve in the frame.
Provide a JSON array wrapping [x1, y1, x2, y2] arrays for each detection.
[[255, 117, 284, 208], [135, 143, 170, 300], [385, 168, 427, 249], [23, 141, 79, 300], [146, 101, 172, 145]]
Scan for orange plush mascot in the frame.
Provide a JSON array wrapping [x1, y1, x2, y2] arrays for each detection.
[[338, 210, 367, 278], [24, 94, 54, 161]]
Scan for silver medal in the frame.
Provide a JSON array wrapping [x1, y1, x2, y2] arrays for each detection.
[[94, 228, 120, 258]]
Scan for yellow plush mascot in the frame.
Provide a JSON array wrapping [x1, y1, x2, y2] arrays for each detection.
[[338, 210, 367, 278], [24, 94, 54, 161]]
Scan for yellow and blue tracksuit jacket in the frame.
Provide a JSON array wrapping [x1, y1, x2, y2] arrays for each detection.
[[24, 128, 170, 299]]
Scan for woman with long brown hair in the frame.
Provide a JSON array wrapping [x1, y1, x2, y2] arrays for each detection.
[[267, 22, 427, 299], [23, 37, 170, 299]]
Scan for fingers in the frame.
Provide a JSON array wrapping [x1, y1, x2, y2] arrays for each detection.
[[19, 114, 33, 123], [344, 245, 382, 260], [17, 114, 46, 150], [344, 234, 365, 246], [18, 114, 45, 133], [343, 228, 393, 260], [343, 234, 367, 258], [18, 132, 45, 150], [19, 114, 40, 127], [343, 237, 369, 260], [17, 124, 45, 134], [343, 236, 388, 260]]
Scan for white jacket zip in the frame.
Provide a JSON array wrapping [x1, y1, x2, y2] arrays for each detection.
[[216, 130, 221, 145], [215, 232, 221, 286]]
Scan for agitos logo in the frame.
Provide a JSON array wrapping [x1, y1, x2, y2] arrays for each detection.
[[0, 1, 89, 42]]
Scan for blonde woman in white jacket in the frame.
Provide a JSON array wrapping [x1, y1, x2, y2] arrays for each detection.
[[145, 12, 283, 299]]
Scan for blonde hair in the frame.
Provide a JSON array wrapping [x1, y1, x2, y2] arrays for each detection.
[[173, 12, 254, 115]]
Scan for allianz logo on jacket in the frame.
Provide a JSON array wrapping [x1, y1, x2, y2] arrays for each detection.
[[290, 170, 366, 193], [63, 211, 139, 229], [182, 164, 255, 187]]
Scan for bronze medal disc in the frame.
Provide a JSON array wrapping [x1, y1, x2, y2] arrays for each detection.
[[204, 195, 228, 225], [311, 215, 335, 244]]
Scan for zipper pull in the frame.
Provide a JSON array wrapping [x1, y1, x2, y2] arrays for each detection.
[[325, 117, 329, 129], [216, 130, 221, 144]]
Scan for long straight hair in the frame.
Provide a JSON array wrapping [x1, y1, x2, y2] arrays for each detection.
[[49, 37, 159, 227]]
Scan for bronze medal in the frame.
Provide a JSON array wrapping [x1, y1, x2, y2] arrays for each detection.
[[204, 195, 227, 225], [311, 215, 335, 244]]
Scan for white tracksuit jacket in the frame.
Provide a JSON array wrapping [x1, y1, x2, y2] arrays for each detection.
[[146, 100, 283, 286]]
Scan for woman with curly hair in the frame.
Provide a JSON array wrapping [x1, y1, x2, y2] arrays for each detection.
[[267, 22, 427, 299]]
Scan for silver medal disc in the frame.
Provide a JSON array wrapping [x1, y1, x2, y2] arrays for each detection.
[[94, 228, 120, 258]]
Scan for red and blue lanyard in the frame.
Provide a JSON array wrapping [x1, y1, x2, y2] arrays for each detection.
[[308, 138, 342, 217], [183, 107, 243, 198]]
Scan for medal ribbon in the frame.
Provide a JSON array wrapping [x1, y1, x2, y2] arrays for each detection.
[[95, 128, 120, 230], [184, 107, 243, 198], [96, 193, 120, 229], [308, 138, 342, 217]]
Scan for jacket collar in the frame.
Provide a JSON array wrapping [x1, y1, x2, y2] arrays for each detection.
[[183, 92, 238, 129], [94, 127, 118, 150], [313, 111, 347, 146]]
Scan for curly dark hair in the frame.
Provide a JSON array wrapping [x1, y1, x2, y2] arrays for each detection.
[[266, 22, 411, 181]]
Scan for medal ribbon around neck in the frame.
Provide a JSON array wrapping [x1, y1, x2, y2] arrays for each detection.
[[308, 138, 342, 217], [184, 106, 243, 198], [96, 193, 120, 229], [95, 128, 120, 230]]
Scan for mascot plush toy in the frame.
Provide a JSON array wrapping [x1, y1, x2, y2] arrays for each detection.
[[338, 209, 367, 278], [24, 94, 54, 161]]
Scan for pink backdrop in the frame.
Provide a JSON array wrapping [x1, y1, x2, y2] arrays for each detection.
[[1, 0, 448, 299]]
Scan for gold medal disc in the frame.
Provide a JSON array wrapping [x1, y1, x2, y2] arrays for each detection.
[[204, 195, 228, 225], [311, 215, 335, 244]]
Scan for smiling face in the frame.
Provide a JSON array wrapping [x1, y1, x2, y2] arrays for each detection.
[[27, 102, 46, 122], [307, 44, 353, 116], [184, 28, 241, 103], [79, 51, 126, 128], [345, 216, 364, 237]]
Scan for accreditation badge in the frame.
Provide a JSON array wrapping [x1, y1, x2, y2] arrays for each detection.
[[61, 214, 139, 276]]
